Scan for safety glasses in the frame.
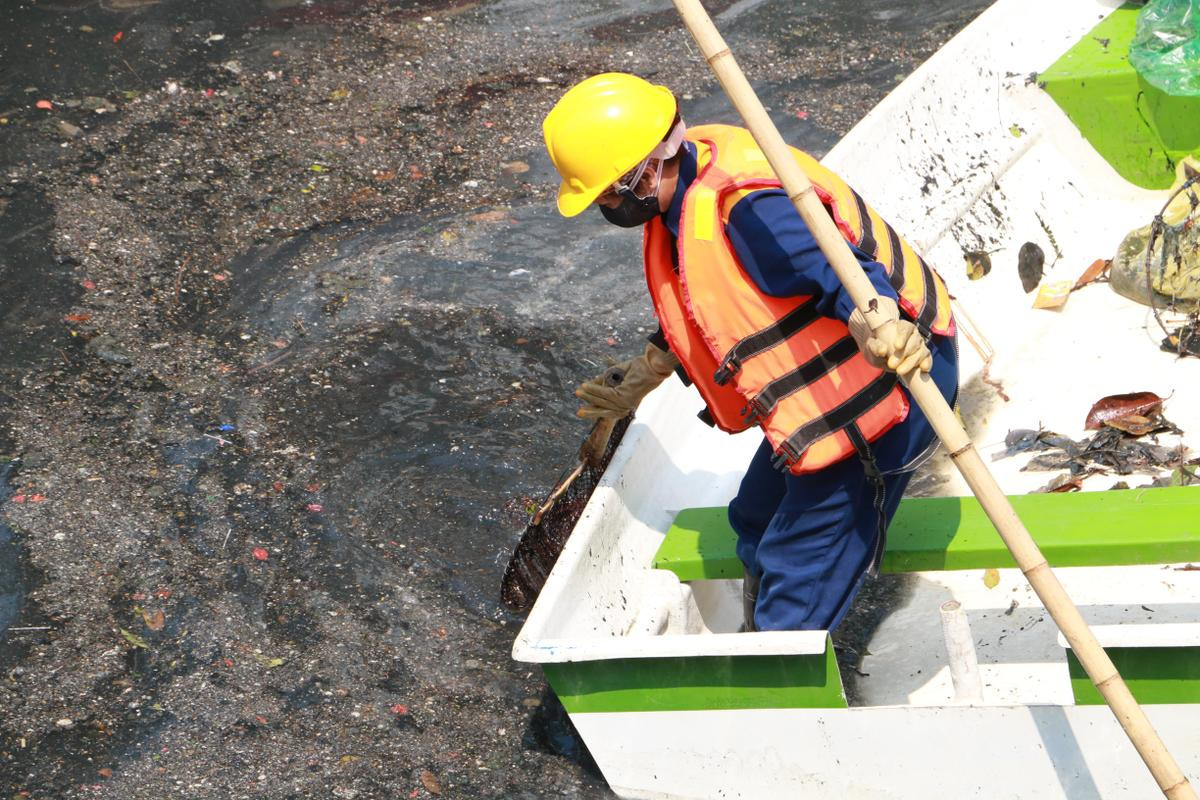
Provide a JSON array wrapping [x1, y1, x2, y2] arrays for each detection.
[[611, 156, 663, 200]]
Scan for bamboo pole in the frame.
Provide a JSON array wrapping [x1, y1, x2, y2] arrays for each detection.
[[669, 1, 1197, 796]]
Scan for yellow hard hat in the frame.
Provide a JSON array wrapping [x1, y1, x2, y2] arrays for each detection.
[[543, 73, 677, 217]]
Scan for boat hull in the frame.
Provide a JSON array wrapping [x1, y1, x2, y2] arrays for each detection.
[[574, 704, 1200, 800]]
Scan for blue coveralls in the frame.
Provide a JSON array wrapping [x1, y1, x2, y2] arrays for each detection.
[[659, 142, 959, 632]]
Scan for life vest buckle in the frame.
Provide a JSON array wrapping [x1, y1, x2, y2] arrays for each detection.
[[742, 397, 767, 426], [771, 441, 800, 472], [713, 356, 741, 386]]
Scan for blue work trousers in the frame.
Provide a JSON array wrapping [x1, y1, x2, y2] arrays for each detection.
[[729, 333, 959, 632]]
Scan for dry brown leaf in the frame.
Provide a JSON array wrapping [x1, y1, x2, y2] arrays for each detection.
[[1102, 414, 1165, 436], [420, 769, 443, 795], [1084, 391, 1165, 430], [142, 609, 165, 631], [1073, 258, 1110, 290]]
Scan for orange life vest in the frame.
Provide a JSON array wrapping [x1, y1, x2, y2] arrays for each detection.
[[643, 124, 954, 474]]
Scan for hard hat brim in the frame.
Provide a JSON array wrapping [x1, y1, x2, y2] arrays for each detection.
[[556, 180, 606, 218]]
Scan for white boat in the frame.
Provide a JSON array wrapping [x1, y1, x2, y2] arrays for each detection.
[[513, 1, 1200, 797]]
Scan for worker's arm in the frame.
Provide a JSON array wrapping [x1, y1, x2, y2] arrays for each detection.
[[725, 188, 899, 323]]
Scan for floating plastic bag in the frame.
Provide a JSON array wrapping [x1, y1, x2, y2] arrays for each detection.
[[1129, 0, 1200, 96], [1110, 156, 1200, 311]]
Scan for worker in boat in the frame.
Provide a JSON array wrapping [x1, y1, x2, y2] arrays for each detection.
[[542, 73, 959, 633]]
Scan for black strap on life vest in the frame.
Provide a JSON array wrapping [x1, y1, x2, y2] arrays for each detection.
[[742, 337, 860, 425], [856, 191, 942, 336], [886, 225, 907, 294], [771, 371, 898, 471], [713, 298, 819, 385], [851, 191, 878, 259], [915, 255, 941, 333]]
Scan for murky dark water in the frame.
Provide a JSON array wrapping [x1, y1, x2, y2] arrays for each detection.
[[0, 462, 20, 636], [0, 0, 989, 795], [4, 0, 973, 695]]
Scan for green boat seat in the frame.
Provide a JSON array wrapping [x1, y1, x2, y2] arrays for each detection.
[[1062, 624, 1200, 706], [653, 486, 1200, 581]]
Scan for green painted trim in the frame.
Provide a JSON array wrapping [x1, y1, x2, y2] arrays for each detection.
[[654, 507, 744, 581], [885, 486, 1200, 572], [1067, 646, 1200, 705], [543, 637, 846, 713], [653, 487, 1200, 579], [1040, 4, 1200, 189]]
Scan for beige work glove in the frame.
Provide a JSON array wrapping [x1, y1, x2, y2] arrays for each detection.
[[575, 342, 680, 420], [847, 296, 932, 375]]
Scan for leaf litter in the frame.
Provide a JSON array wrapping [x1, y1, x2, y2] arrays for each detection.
[[994, 391, 1190, 489]]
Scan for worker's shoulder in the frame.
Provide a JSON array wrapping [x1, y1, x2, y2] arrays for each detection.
[[725, 185, 799, 230]]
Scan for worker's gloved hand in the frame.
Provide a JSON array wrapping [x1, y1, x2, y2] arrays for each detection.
[[847, 296, 932, 375], [575, 343, 680, 420]]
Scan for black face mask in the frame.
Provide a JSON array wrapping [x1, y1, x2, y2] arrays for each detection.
[[599, 188, 661, 228]]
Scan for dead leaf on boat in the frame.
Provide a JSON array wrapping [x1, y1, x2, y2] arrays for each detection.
[[1083, 391, 1165, 430], [1169, 465, 1199, 486], [1103, 413, 1170, 437], [1018, 242, 1045, 293], [1072, 258, 1110, 291], [983, 568, 1000, 589], [997, 425, 1185, 476], [964, 250, 991, 281], [992, 428, 1077, 460], [1035, 473, 1086, 493]]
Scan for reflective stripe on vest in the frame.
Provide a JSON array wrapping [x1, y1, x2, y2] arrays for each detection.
[[643, 124, 956, 473]]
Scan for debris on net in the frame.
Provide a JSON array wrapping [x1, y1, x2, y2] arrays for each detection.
[[500, 416, 631, 613]]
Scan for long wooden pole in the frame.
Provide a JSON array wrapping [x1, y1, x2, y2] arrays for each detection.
[[669, 1, 1196, 796]]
